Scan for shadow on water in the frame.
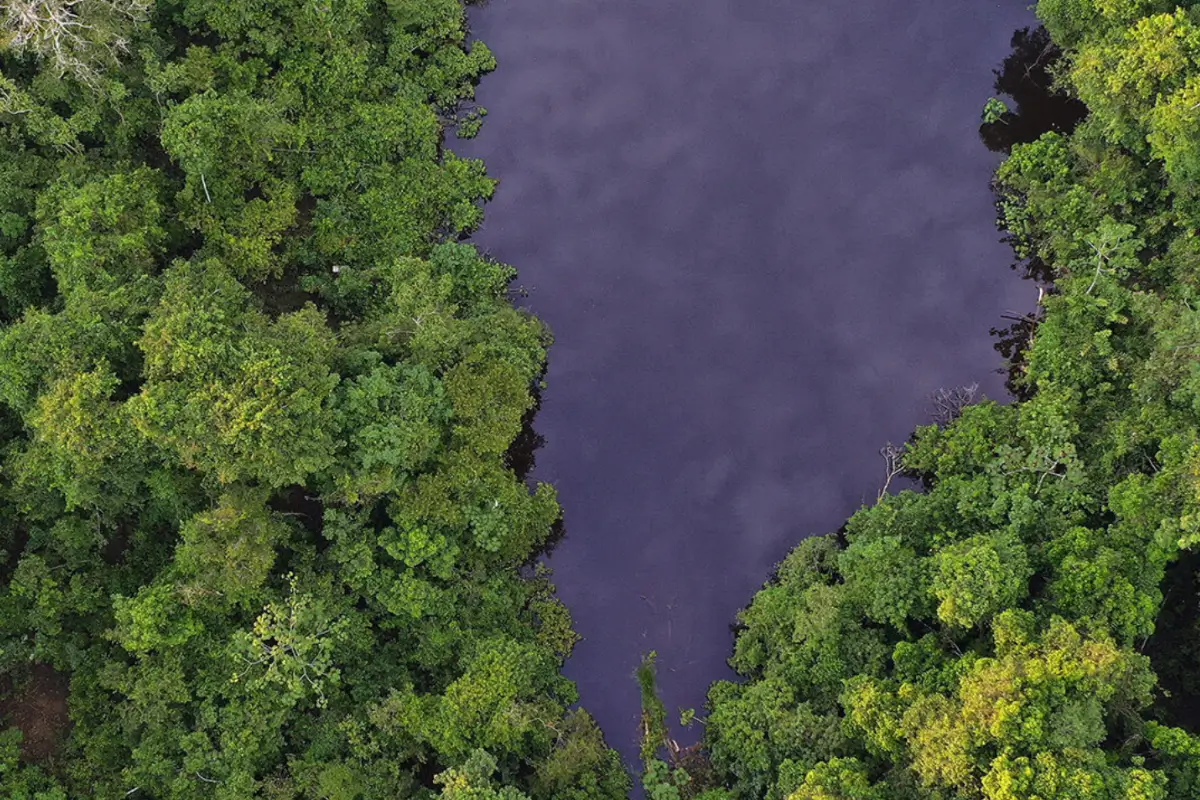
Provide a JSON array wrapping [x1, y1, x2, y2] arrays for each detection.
[[1144, 550, 1200, 734], [983, 26, 1088, 400], [985, 26, 1086, 285], [506, 383, 548, 484], [979, 26, 1088, 155], [507, 382, 571, 561], [991, 311, 1041, 401]]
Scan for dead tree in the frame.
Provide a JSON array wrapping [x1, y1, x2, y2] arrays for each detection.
[[878, 442, 905, 502], [1, 0, 152, 84], [929, 382, 979, 426]]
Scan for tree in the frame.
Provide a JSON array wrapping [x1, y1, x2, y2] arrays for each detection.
[[130, 260, 339, 486], [0, 0, 152, 84], [787, 759, 884, 800], [13, 365, 145, 512], [331, 362, 451, 502], [0, 0, 621, 794], [36, 167, 166, 294], [931, 532, 1032, 629], [172, 490, 289, 610]]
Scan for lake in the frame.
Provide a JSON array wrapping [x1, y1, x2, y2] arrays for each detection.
[[456, 0, 1039, 772]]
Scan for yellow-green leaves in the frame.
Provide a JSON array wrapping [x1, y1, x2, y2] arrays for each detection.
[[36, 167, 166, 295], [933, 532, 1032, 629], [229, 573, 349, 709], [840, 617, 1157, 797], [786, 758, 882, 800], [16, 366, 143, 511], [172, 490, 288, 609], [113, 583, 204, 655], [131, 260, 338, 486]]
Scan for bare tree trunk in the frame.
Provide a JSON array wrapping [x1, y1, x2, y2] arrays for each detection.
[[878, 442, 905, 502]]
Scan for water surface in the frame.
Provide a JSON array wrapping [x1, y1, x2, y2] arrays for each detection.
[[457, 0, 1038, 768]]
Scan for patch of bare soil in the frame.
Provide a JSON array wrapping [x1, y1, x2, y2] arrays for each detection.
[[0, 663, 71, 762]]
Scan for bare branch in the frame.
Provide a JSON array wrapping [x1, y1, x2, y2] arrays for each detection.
[[1084, 237, 1109, 295], [1, 0, 153, 84], [877, 442, 905, 502], [929, 383, 979, 426]]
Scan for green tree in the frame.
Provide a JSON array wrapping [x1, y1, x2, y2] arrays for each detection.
[[931, 531, 1032, 629], [0, 0, 620, 795], [131, 260, 339, 486]]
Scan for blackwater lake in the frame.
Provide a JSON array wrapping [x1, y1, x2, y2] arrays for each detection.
[[456, 0, 1040, 771]]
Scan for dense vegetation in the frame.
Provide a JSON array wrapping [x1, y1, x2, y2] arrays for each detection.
[[17, 0, 1200, 797], [0, 1, 629, 798], [667, 1, 1200, 798]]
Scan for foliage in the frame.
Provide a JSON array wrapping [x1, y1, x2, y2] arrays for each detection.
[[1, 0, 152, 84], [702, 2, 1200, 798], [0, 0, 626, 797]]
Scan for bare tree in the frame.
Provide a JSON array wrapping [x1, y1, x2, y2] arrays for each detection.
[[1, 0, 152, 84], [929, 382, 979, 426], [878, 442, 905, 502]]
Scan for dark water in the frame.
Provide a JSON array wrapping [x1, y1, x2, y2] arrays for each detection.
[[456, 0, 1038, 770]]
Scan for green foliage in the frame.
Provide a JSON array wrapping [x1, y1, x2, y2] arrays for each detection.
[[0, 1, 621, 797], [14, 365, 146, 512], [172, 490, 288, 609], [639, 651, 671, 765], [838, 535, 930, 630], [983, 96, 1011, 124], [332, 362, 451, 501], [436, 750, 532, 800], [131, 260, 341, 486], [701, 3, 1200, 797], [786, 758, 883, 800], [37, 167, 167, 294], [531, 710, 631, 800], [932, 531, 1031, 629]]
